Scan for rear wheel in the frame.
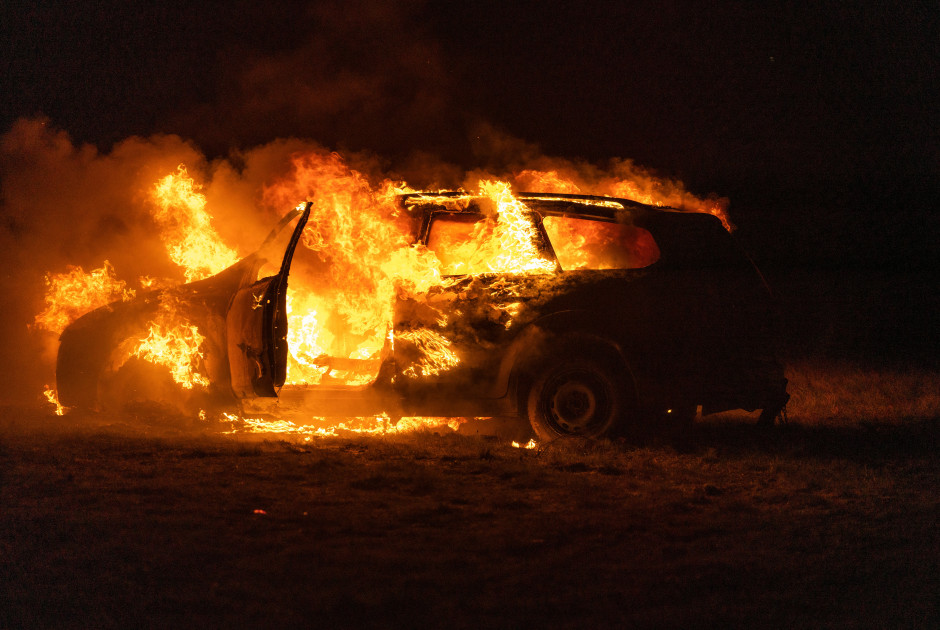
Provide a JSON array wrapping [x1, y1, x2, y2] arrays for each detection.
[[526, 355, 633, 440]]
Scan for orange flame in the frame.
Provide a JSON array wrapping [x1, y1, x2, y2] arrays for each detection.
[[475, 180, 555, 275], [131, 294, 209, 389], [108, 166, 240, 390], [216, 411, 463, 437], [151, 166, 239, 282], [262, 153, 417, 385], [511, 439, 538, 449], [396, 328, 461, 378], [514, 169, 581, 194], [269, 161, 556, 386], [34, 261, 134, 335], [514, 166, 732, 230]]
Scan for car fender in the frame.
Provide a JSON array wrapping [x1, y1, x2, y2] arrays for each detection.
[[55, 203, 311, 410], [492, 309, 639, 412]]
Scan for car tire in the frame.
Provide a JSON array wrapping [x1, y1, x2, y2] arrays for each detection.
[[526, 354, 632, 441]]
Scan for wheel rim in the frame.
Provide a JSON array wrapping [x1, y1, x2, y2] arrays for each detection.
[[541, 368, 613, 435]]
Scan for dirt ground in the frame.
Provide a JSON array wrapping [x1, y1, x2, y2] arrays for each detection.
[[1, 404, 937, 629]]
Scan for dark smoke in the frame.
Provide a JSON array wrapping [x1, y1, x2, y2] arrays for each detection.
[[151, 0, 463, 161]]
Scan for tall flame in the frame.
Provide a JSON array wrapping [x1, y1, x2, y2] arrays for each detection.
[[268, 159, 556, 386], [110, 166, 244, 390], [150, 166, 239, 282], [264, 153, 418, 385], [478, 180, 555, 274]]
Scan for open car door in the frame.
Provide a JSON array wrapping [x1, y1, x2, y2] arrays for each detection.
[[227, 202, 311, 398]]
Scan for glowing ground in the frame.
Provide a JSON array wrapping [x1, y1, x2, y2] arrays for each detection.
[[1, 406, 936, 628]]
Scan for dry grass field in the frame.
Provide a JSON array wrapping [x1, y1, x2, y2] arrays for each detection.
[[2, 358, 938, 629]]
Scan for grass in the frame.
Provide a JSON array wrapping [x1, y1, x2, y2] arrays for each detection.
[[783, 360, 940, 425], [1, 361, 938, 628]]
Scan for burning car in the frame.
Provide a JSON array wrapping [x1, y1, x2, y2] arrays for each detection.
[[55, 188, 788, 438]]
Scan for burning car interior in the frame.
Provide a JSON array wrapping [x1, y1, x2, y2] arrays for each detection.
[[47, 167, 788, 440]]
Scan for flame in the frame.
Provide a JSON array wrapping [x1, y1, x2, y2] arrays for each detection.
[[285, 294, 331, 382], [396, 328, 461, 378], [514, 169, 582, 194], [131, 294, 209, 389], [99, 166, 239, 390], [150, 166, 239, 282], [34, 261, 134, 335], [217, 412, 463, 437], [264, 154, 559, 387], [511, 439, 538, 450], [475, 180, 555, 275], [43, 386, 65, 416], [541, 216, 661, 270], [264, 153, 419, 386]]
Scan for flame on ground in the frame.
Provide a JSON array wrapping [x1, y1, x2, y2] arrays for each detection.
[[216, 412, 464, 438], [43, 386, 65, 416]]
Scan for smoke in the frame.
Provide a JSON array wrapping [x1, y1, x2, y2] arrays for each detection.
[[464, 122, 730, 222], [165, 0, 460, 160], [0, 118, 409, 403]]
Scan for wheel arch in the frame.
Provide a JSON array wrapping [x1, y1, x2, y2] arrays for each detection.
[[56, 296, 162, 410], [496, 310, 640, 416]]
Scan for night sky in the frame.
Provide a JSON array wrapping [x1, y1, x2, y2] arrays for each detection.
[[2, 0, 937, 266]]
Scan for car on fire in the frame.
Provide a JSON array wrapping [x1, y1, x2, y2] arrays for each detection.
[[56, 192, 789, 439]]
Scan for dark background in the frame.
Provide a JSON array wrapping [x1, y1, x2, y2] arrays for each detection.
[[2, 0, 938, 364]]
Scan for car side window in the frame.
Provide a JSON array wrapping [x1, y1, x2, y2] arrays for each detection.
[[426, 212, 493, 275], [542, 215, 660, 270]]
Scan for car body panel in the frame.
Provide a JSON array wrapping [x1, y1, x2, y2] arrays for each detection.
[[227, 202, 310, 397]]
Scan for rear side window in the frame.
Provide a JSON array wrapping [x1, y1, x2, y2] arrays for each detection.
[[542, 216, 660, 270]]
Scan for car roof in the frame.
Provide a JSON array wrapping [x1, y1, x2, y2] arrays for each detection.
[[397, 191, 743, 268], [397, 191, 672, 222]]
